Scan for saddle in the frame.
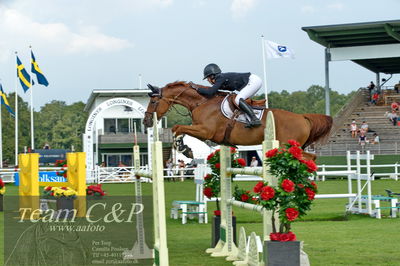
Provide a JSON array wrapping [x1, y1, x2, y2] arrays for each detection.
[[221, 94, 265, 145], [227, 94, 266, 111]]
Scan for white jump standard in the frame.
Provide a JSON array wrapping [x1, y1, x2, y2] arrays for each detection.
[[206, 111, 280, 265], [123, 113, 169, 266]]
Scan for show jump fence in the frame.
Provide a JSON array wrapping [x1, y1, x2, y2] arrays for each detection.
[[206, 111, 279, 265], [18, 152, 87, 219]]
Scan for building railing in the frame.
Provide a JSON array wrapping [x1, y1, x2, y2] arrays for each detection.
[[99, 129, 173, 144]]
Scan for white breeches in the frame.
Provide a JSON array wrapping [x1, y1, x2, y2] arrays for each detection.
[[235, 74, 262, 105]]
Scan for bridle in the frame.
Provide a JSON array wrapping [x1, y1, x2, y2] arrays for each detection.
[[145, 85, 207, 118]]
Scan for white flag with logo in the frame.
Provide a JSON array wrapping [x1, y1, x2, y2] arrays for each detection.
[[264, 40, 295, 59]]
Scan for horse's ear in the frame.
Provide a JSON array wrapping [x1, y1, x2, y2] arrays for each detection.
[[147, 84, 160, 96]]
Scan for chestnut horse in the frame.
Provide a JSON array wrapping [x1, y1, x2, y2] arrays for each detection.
[[143, 81, 332, 160]]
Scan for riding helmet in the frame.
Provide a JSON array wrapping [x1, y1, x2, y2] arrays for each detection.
[[203, 63, 221, 79]]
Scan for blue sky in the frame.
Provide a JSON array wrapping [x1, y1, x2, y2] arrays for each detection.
[[0, 0, 399, 109]]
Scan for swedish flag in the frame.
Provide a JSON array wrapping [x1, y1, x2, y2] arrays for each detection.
[[31, 51, 49, 86], [0, 83, 14, 116], [16, 56, 33, 92]]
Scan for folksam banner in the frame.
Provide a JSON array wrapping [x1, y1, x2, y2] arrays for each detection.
[[14, 171, 67, 186]]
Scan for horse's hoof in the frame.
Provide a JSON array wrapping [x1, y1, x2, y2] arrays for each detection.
[[182, 147, 194, 159]]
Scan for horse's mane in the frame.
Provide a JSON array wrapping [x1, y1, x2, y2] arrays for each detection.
[[165, 81, 209, 90], [165, 81, 188, 89]]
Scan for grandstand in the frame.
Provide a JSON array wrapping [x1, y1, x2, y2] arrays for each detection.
[[316, 88, 400, 155]]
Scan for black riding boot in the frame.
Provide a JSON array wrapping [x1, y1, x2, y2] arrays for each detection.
[[238, 98, 261, 128]]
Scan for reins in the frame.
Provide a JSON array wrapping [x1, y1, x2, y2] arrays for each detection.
[[159, 85, 208, 118]]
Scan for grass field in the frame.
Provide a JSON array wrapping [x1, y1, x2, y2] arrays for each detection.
[[2, 179, 400, 265]]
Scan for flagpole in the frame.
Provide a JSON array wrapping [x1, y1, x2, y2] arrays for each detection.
[[0, 80, 3, 169], [29, 46, 35, 150], [15, 52, 19, 166], [261, 35, 269, 108]]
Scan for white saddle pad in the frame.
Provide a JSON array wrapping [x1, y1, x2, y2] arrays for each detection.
[[221, 95, 264, 124]]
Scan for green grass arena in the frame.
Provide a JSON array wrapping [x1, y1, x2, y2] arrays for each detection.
[[1, 179, 400, 265]]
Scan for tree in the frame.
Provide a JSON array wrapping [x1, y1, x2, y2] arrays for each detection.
[[255, 85, 352, 116]]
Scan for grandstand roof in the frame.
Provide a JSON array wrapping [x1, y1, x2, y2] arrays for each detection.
[[302, 20, 400, 74]]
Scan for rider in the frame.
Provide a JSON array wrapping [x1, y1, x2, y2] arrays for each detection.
[[194, 63, 262, 127]]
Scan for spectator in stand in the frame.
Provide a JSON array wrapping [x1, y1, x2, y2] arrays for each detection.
[[360, 121, 369, 133], [371, 133, 380, 144], [250, 156, 259, 167], [391, 101, 399, 112], [43, 142, 50, 149], [388, 110, 398, 126], [371, 92, 379, 105], [358, 131, 367, 149], [367, 81, 375, 99], [395, 81, 400, 93], [350, 121, 358, 138]]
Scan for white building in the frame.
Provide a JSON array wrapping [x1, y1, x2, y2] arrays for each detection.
[[83, 89, 172, 171]]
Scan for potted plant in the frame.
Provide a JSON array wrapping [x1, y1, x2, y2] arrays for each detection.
[[253, 140, 318, 265], [44, 186, 77, 219], [0, 178, 5, 211], [86, 184, 106, 199], [203, 148, 246, 247]]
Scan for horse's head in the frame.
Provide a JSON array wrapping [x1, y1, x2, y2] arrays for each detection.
[[143, 82, 193, 128]]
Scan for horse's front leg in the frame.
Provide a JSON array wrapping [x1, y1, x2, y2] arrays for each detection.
[[171, 125, 213, 158], [172, 124, 213, 140]]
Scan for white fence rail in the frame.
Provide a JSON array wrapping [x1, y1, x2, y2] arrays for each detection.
[[1, 163, 397, 184], [318, 163, 399, 181], [94, 166, 197, 184]]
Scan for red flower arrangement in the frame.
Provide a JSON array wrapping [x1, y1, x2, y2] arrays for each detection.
[[260, 186, 275, 201], [213, 210, 221, 216], [270, 231, 296, 242], [252, 140, 318, 241], [203, 148, 246, 213], [0, 178, 6, 195], [55, 160, 67, 179], [86, 184, 106, 197], [233, 185, 255, 204], [281, 179, 295, 193]]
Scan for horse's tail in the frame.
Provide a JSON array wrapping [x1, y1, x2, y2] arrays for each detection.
[[302, 113, 333, 149]]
